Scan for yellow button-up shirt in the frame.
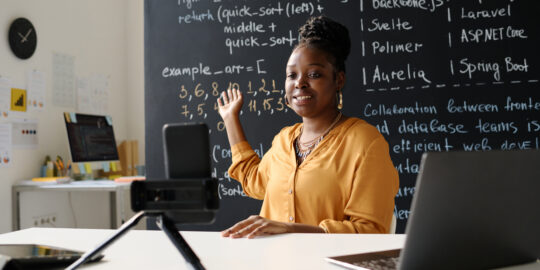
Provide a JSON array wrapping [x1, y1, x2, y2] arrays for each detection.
[[229, 117, 399, 233]]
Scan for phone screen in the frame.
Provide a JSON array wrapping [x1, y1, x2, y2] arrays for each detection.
[[0, 244, 103, 269], [0, 244, 83, 259]]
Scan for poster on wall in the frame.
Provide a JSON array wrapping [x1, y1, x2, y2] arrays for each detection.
[[52, 52, 75, 107], [0, 78, 11, 118], [77, 74, 109, 115], [10, 88, 27, 112], [0, 123, 13, 168], [27, 70, 46, 111], [11, 119, 38, 149]]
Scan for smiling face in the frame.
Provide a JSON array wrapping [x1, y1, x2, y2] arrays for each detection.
[[285, 46, 345, 119]]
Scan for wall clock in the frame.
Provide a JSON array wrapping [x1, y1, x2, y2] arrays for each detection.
[[8, 18, 37, 60]]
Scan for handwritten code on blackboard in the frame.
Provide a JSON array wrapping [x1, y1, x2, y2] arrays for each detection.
[[145, 0, 540, 233]]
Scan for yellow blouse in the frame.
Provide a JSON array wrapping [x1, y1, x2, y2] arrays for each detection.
[[229, 117, 399, 233]]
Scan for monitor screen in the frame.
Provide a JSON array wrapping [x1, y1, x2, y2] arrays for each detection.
[[64, 112, 119, 162]]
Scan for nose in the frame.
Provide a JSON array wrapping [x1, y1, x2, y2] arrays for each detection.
[[295, 74, 308, 89]]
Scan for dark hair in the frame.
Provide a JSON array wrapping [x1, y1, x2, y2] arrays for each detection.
[[297, 16, 351, 73]]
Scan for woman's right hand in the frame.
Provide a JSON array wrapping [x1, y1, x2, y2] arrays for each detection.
[[221, 215, 291, 239], [217, 88, 243, 121]]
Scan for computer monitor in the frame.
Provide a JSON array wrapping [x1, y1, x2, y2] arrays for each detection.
[[63, 112, 119, 162]]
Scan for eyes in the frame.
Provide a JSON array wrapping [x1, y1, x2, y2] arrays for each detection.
[[286, 72, 321, 79]]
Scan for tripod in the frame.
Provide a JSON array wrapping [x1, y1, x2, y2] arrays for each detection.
[[66, 211, 205, 270]]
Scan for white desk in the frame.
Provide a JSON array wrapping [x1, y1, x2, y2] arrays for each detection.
[[12, 180, 131, 230], [0, 228, 538, 270]]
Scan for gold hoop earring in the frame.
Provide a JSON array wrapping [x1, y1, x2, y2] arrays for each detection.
[[337, 90, 343, 110], [284, 95, 292, 109]]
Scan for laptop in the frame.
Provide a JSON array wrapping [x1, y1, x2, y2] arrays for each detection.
[[326, 150, 540, 270]]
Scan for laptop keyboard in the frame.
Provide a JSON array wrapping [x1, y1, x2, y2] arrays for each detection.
[[353, 256, 399, 270]]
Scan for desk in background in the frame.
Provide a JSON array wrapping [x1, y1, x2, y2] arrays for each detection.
[[12, 180, 134, 231], [0, 228, 539, 270]]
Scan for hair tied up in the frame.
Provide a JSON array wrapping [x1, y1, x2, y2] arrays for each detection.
[[297, 16, 351, 73]]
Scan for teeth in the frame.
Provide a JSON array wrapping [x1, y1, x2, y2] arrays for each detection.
[[296, 96, 312, 100]]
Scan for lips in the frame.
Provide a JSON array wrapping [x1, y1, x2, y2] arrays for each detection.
[[293, 94, 313, 105], [295, 95, 312, 100]]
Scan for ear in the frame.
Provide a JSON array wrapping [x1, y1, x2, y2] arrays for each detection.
[[335, 71, 346, 90]]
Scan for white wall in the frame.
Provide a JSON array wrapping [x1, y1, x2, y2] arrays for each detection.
[[126, 0, 145, 156], [0, 0, 145, 233]]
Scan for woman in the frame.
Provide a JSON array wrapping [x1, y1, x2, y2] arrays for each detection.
[[217, 16, 399, 238]]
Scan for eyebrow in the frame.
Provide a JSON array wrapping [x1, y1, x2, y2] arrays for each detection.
[[287, 63, 326, 68]]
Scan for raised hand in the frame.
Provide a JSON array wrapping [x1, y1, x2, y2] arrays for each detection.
[[221, 215, 291, 239], [217, 88, 243, 121]]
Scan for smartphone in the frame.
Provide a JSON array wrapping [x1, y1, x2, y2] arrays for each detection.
[[162, 122, 211, 179], [0, 244, 103, 269]]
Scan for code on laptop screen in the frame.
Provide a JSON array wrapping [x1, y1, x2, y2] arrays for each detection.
[[64, 113, 119, 162]]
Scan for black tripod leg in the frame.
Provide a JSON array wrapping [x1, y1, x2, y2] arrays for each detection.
[[66, 211, 147, 270], [156, 214, 205, 270]]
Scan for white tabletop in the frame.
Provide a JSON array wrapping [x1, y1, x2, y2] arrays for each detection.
[[0, 228, 538, 270], [14, 180, 130, 191], [0, 228, 404, 270]]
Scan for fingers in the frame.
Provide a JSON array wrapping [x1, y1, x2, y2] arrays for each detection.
[[218, 88, 242, 105], [231, 88, 237, 100], [221, 215, 261, 237], [246, 221, 289, 238], [232, 87, 243, 101], [246, 226, 271, 239], [221, 90, 229, 104], [221, 216, 290, 239], [217, 96, 224, 108], [236, 88, 243, 102], [230, 222, 259, 239]]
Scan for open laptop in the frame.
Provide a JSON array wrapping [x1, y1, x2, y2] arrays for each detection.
[[326, 150, 540, 270]]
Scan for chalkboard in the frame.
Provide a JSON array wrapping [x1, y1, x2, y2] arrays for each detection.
[[144, 0, 540, 233]]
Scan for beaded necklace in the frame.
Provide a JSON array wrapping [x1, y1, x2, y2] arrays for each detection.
[[295, 112, 342, 163]]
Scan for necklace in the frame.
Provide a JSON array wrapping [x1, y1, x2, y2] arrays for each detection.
[[295, 112, 342, 162]]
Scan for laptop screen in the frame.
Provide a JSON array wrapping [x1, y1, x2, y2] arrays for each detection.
[[64, 113, 119, 162], [326, 150, 540, 270], [399, 150, 540, 270]]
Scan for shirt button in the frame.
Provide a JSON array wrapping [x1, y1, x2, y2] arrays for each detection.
[[288, 189, 293, 194], [289, 216, 294, 221]]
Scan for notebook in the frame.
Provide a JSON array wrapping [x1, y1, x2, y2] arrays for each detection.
[[326, 150, 540, 270]]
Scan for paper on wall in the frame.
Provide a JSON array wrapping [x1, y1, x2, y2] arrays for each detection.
[[12, 119, 38, 149], [77, 77, 91, 114], [92, 74, 109, 115], [0, 123, 13, 168], [0, 78, 11, 118], [52, 52, 75, 107], [27, 70, 46, 111], [77, 74, 109, 115]]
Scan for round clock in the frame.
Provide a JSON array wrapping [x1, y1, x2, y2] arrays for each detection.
[[8, 18, 37, 60]]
